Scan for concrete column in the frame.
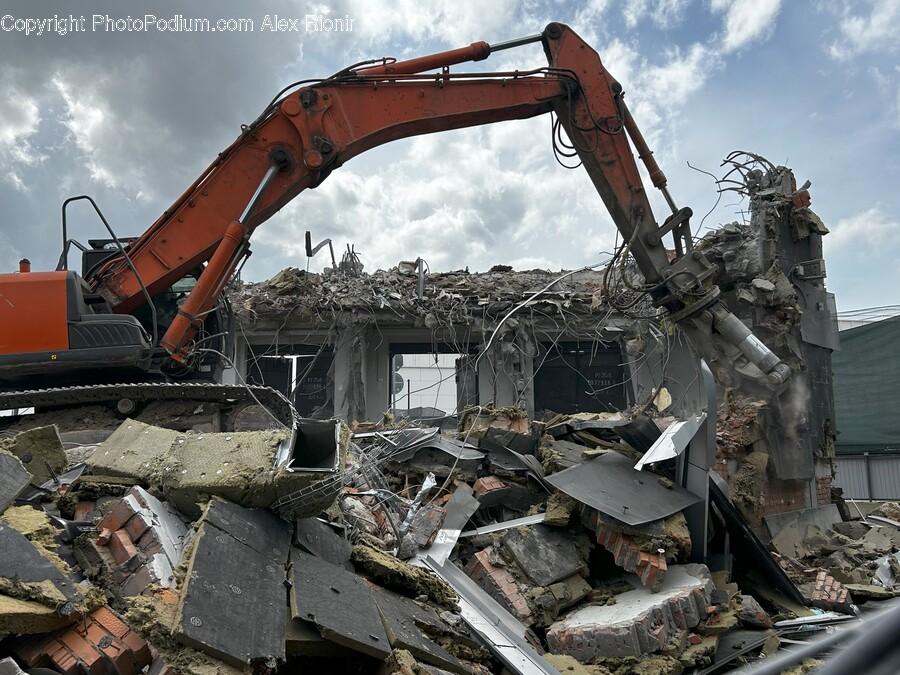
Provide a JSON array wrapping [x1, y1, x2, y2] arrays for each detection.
[[477, 333, 535, 416], [332, 326, 367, 423], [222, 332, 248, 386], [365, 336, 390, 419]]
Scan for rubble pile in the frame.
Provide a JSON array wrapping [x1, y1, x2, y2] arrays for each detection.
[[231, 265, 623, 330], [3, 398, 881, 675]]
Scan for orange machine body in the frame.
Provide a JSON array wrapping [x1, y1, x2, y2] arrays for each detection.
[[0, 271, 69, 355]]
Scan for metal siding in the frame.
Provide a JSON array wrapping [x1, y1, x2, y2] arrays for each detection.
[[833, 454, 900, 500], [832, 456, 871, 500], [871, 455, 900, 500]]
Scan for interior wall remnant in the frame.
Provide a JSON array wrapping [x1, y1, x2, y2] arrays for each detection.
[[698, 154, 837, 520]]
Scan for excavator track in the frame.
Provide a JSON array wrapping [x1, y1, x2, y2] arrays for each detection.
[[0, 382, 296, 427]]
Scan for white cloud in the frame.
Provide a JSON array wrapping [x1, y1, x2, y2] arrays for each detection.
[[251, 120, 619, 275], [825, 206, 900, 259], [622, 43, 720, 154], [623, 0, 690, 28], [829, 0, 900, 61], [343, 0, 530, 48], [5, 172, 27, 193], [0, 77, 42, 164], [53, 77, 117, 188], [711, 0, 783, 53]]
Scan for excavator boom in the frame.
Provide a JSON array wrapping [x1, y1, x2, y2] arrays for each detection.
[[1, 22, 791, 393]]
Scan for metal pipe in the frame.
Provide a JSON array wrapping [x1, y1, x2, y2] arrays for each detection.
[[239, 164, 280, 224], [489, 33, 543, 53], [354, 42, 491, 77]]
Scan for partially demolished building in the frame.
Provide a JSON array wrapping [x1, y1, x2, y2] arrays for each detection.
[[5, 159, 891, 675], [230, 159, 839, 531]]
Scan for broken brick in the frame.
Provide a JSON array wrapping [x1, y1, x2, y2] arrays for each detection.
[[108, 530, 139, 567], [465, 547, 532, 624], [14, 606, 151, 675]]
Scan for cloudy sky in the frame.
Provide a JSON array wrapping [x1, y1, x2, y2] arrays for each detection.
[[1, 0, 898, 312]]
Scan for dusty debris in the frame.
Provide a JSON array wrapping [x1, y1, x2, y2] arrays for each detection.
[[0, 426, 67, 487], [351, 543, 458, 609]]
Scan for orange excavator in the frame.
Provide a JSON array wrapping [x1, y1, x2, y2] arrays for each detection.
[[0, 22, 791, 419]]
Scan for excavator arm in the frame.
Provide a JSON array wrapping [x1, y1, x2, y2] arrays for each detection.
[[90, 22, 790, 388]]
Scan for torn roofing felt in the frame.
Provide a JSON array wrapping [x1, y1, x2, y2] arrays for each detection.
[[545, 452, 702, 526]]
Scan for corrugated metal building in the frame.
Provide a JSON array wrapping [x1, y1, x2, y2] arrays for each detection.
[[832, 315, 900, 499]]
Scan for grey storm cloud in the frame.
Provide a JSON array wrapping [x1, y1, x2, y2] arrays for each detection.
[[1, 0, 898, 313]]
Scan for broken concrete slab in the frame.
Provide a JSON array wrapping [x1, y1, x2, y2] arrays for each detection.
[[87, 419, 338, 520], [174, 516, 286, 667], [294, 517, 353, 569], [500, 524, 586, 587], [546, 452, 701, 526], [290, 548, 391, 660], [763, 504, 841, 541], [1, 426, 66, 487], [370, 585, 469, 674], [546, 564, 713, 661]]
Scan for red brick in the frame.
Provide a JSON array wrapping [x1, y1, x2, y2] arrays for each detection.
[[123, 512, 152, 543], [136, 530, 163, 556], [109, 530, 139, 567], [73, 500, 97, 522], [98, 495, 140, 533]]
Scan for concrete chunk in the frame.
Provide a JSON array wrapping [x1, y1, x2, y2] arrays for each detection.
[[546, 564, 713, 660], [1, 426, 66, 486], [0, 452, 30, 515], [501, 524, 586, 587]]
